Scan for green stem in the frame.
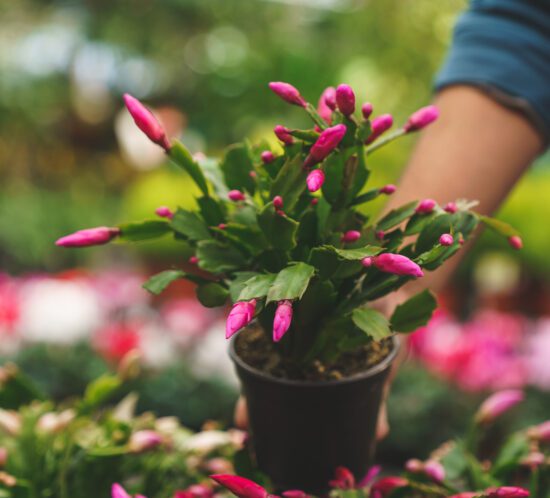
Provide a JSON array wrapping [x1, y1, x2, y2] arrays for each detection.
[[530, 467, 539, 498], [409, 481, 447, 496], [366, 128, 406, 155], [305, 104, 328, 130]]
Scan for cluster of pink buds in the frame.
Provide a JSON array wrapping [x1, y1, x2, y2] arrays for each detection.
[[273, 300, 293, 342], [56, 227, 120, 248], [155, 206, 174, 219], [365, 114, 393, 144], [335, 84, 355, 116], [225, 300, 257, 339], [269, 82, 307, 108], [405, 458, 445, 483], [303, 124, 347, 168], [403, 105, 439, 133], [123, 94, 171, 152], [362, 253, 424, 278], [475, 390, 524, 425]]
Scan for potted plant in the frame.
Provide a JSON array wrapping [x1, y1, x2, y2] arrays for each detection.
[[56, 82, 522, 493]]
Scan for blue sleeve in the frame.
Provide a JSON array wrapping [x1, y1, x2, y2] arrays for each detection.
[[435, 0, 550, 144]]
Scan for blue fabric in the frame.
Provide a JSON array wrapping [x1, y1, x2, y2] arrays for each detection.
[[435, 0, 550, 142]]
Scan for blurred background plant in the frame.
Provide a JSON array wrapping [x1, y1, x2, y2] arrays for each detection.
[[2, 0, 550, 477]]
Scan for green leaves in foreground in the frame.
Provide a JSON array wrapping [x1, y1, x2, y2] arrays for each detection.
[[267, 262, 315, 303], [118, 220, 172, 242], [351, 307, 392, 340], [390, 289, 437, 332]]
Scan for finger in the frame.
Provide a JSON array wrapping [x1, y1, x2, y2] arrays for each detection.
[[234, 395, 249, 429]]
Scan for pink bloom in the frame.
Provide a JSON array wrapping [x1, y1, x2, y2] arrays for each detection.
[[439, 234, 454, 246], [361, 103, 373, 120], [357, 465, 381, 488], [261, 151, 275, 164], [521, 451, 545, 468], [329, 466, 355, 490], [485, 487, 529, 497], [273, 196, 284, 210], [365, 114, 393, 144], [373, 253, 424, 278], [128, 430, 163, 453], [274, 125, 294, 145], [444, 202, 458, 214], [269, 82, 307, 107], [228, 190, 246, 202], [155, 206, 174, 219], [123, 93, 170, 151], [56, 227, 120, 248], [282, 492, 307, 498], [210, 474, 267, 498], [379, 184, 396, 195], [335, 84, 355, 116], [184, 484, 214, 498], [404, 105, 439, 132], [370, 477, 408, 498], [303, 124, 347, 168], [508, 236, 523, 250], [415, 199, 437, 214], [188, 256, 199, 265], [341, 230, 361, 243], [225, 300, 256, 339], [273, 301, 293, 342], [318, 87, 336, 123], [423, 460, 445, 483], [530, 420, 550, 442], [475, 390, 524, 424], [112, 483, 132, 498], [306, 169, 325, 193], [361, 257, 373, 268]]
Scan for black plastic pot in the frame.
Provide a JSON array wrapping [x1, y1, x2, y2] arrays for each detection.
[[229, 335, 399, 495]]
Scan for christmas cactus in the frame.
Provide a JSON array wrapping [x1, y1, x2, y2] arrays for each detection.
[[57, 82, 521, 365]]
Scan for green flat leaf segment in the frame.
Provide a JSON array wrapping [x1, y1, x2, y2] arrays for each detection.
[[351, 307, 392, 340], [238, 273, 276, 301], [267, 262, 316, 303], [118, 220, 172, 241], [169, 140, 209, 195], [390, 289, 437, 333]]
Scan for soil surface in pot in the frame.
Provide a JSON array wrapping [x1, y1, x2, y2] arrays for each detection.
[[235, 326, 393, 381]]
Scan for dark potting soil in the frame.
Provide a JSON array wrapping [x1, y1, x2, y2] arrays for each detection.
[[235, 326, 393, 381]]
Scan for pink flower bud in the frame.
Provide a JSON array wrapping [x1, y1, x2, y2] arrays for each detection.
[[269, 82, 307, 107], [335, 84, 356, 116], [521, 451, 545, 468], [56, 227, 120, 248], [404, 105, 439, 132], [529, 420, 550, 442], [310, 198, 319, 206], [123, 93, 170, 151], [303, 124, 347, 168], [273, 300, 293, 342], [365, 114, 393, 144], [379, 184, 396, 195], [189, 256, 199, 265], [370, 477, 408, 498], [404, 459, 423, 473], [228, 190, 246, 202], [444, 202, 458, 214], [155, 206, 174, 219], [439, 234, 454, 246], [415, 199, 437, 214], [341, 230, 361, 243], [306, 169, 325, 193], [424, 460, 445, 483], [112, 483, 132, 498], [210, 474, 268, 498], [186, 484, 214, 498], [329, 466, 355, 490], [261, 151, 276, 164], [361, 102, 373, 120], [273, 196, 284, 210], [508, 235, 523, 250], [318, 87, 336, 123], [274, 125, 294, 145], [485, 487, 529, 497], [475, 389, 524, 425], [128, 430, 163, 453], [361, 257, 373, 268], [373, 253, 424, 278], [249, 171, 257, 179], [218, 223, 227, 230], [376, 230, 385, 240], [225, 300, 256, 339], [282, 491, 307, 498]]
